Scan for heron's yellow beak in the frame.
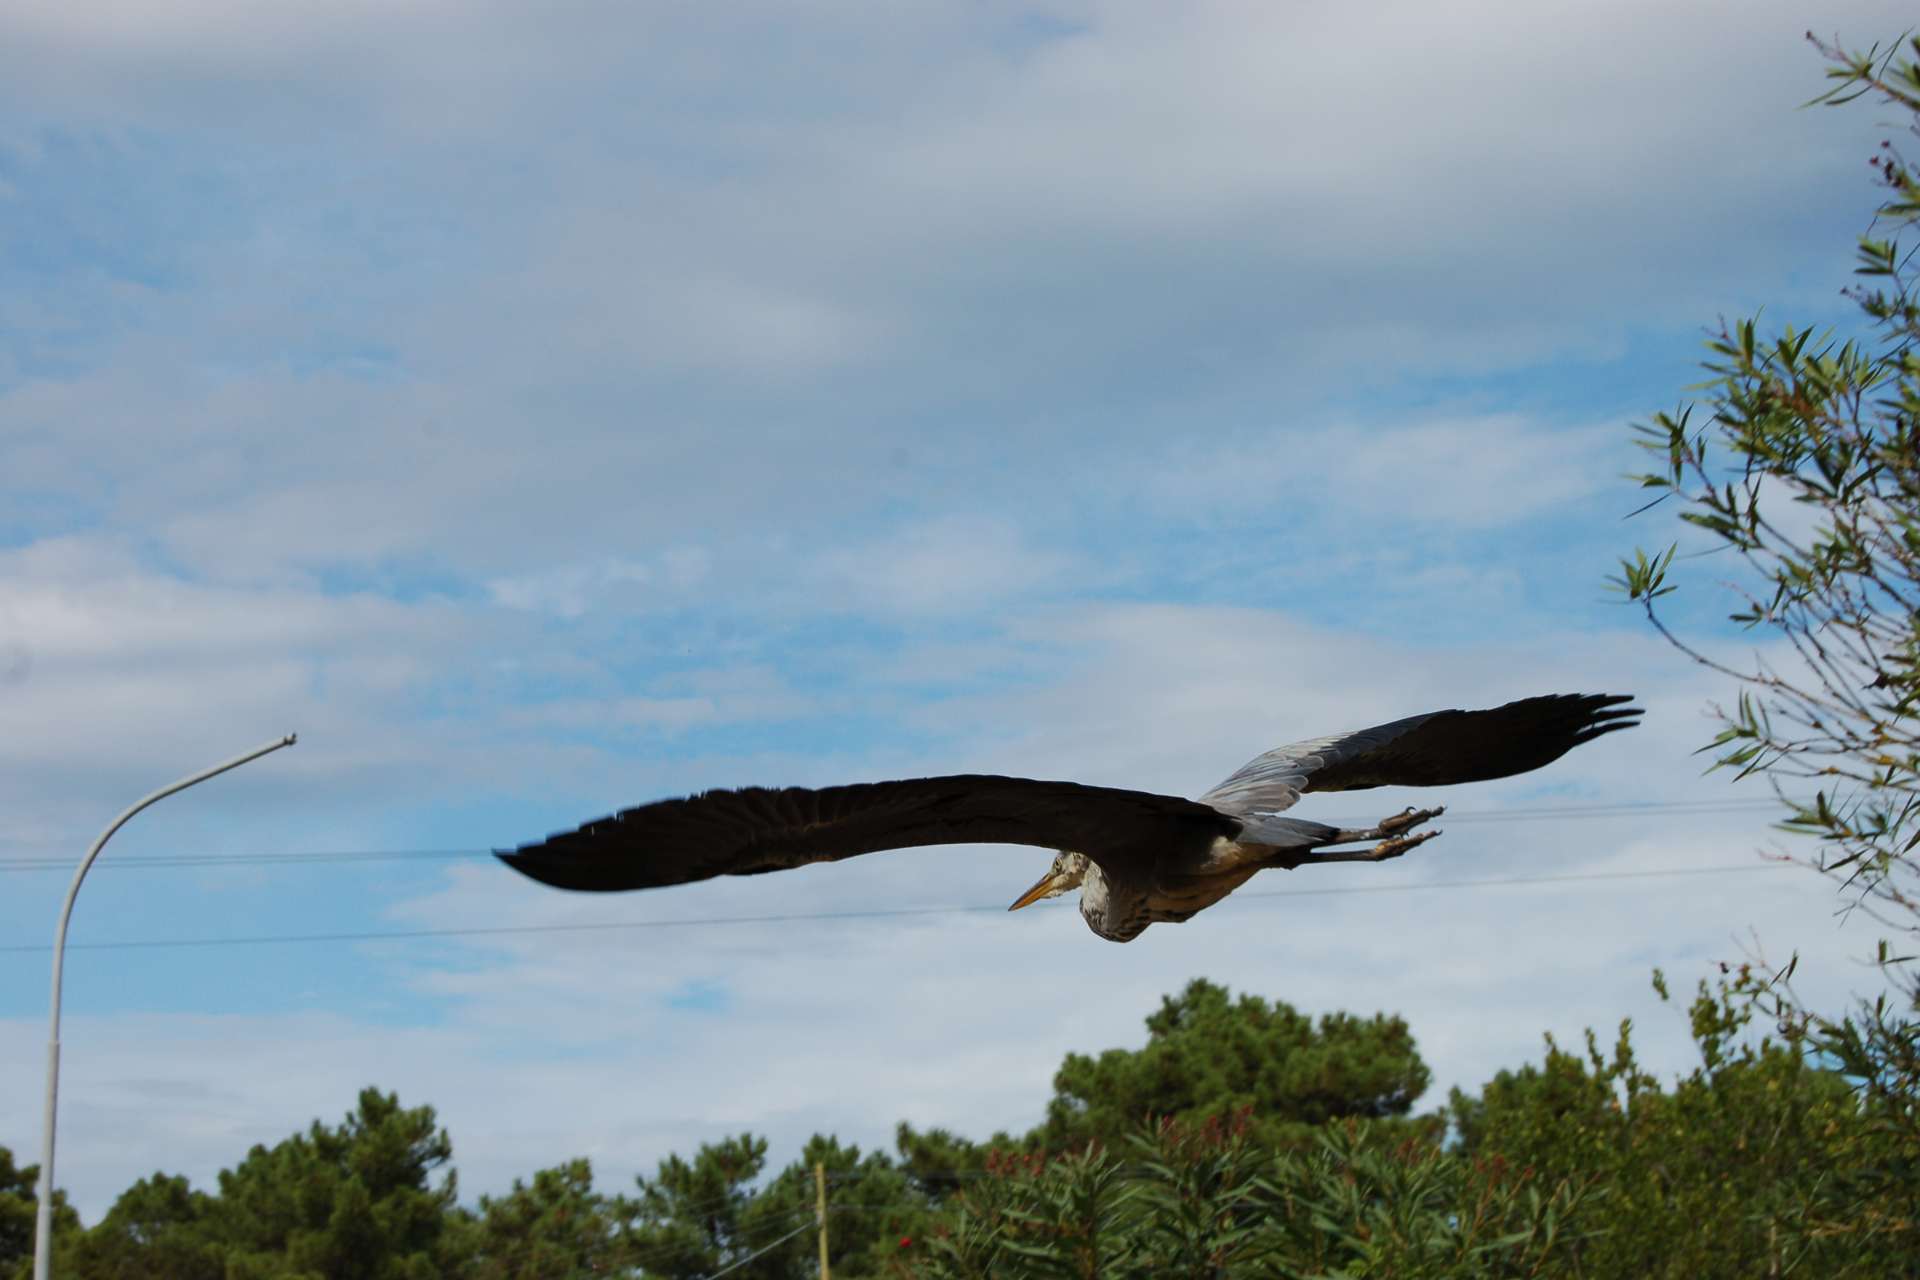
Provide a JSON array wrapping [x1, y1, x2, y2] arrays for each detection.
[[1008, 870, 1068, 912]]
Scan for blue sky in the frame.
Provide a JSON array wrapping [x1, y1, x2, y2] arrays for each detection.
[[1, 0, 1912, 1218]]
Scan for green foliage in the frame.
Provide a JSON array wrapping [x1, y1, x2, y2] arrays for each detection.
[[1613, 28, 1920, 1267], [620, 1131, 936, 1279], [1613, 28, 1919, 1003], [0, 1147, 35, 1279], [1451, 974, 1887, 1277], [1036, 979, 1434, 1154], [622, 1132, 769, 1278], [748, 1135, 930, 1279], [911, 972, 1900, 1278], [1258, 1123, 1592, 1280], [14, 970, 1909, 1279], [63, 1173, 222, 1280], [0, 1146, 77, 1280], [892, 1123, 996, 1205], [12, 1090, 461, 1280], [440, 1158, 639, 1279], [904, 1114, 1590, 1279], [1713, 960, 1920, 1260], [207, 1087, 457, 1280]]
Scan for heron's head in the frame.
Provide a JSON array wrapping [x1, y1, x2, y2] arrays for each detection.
[[1008, 851, 1091, 912]]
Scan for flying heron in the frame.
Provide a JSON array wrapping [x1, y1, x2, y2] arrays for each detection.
[[498, 692, 1639, 941]]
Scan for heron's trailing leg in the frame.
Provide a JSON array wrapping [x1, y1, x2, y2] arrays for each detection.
[[1263, 806, 1444, 869], [1302, 825, 1442, 864]]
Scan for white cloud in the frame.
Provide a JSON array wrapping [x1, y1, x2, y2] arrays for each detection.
[[3, 0, 1902, 595], [809, 516, 1084, 615], [1141, 413, 1621, 533], [504, 668, 821, 737], [487, 558, 655, 618], [0, 599, 1890, 1223], [1, 0, 1911, 1232], [484, 549, 720, 619], [0, 537, 456, 774]]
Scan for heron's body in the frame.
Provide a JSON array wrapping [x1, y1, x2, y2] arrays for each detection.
[[499, 692, 1640, 941], [1068, 844, 1259, 941]]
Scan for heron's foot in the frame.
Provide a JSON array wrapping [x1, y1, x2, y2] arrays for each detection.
[[1366, 826, 1442, 861], [1276, 819, 1444, 868], [1378, 805, 1444, 836]]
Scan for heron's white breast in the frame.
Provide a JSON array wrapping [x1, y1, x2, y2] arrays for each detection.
[[1076, 859, 1148, 942]]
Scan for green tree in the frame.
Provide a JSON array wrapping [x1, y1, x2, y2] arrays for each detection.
[[440, 1158, 639, 1280], [0, 1147, 35, 1280], [624, 1133, 775, 1278], [1035, 978, 1433, 1153], [1614, 29, 1920, 1261], [1450, 974, 1884, 1277], [748, 1135, 932, 1280], [623, 1132, 934, 1280], [893, 1123, 995, 1206], [906, 1115, 1590, 1280], [211, 1087, 456, 1280], [65, 1173, 222, 1280], [1, 1145, 78, 1280], [1257, 1123, 1593, 1280], [1126, 1113, 1277, 1278]]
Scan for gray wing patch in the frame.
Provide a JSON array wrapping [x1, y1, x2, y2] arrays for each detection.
[[1198, 694, 1640, 821], [1196, 717, 1432, 819]]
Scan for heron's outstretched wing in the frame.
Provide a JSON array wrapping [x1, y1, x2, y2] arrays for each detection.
[[1198, 693, 1641, 819], [498, 773, 1237, 892]]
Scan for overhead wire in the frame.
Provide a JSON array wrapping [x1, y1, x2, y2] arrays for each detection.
[[0, 796, 1786, 873], [0, 861, 1795, 954], [461, 1193, 836, 1276], [701, 1219, 815, 1278], [600, 1207, 818, 1280], [0, 791, 1832, 1256]]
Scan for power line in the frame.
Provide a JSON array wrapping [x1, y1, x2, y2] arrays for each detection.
[[0, 847, 483, 872], [0, 797, 1785, 874], [600, 1206, 822, 1280], [0, 862, 1794, 954], [703, 1220, 814, 1278], [1424, 799, 1776, 822]]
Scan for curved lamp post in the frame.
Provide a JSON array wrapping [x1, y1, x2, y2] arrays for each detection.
[[33, 733, 296, 1280]]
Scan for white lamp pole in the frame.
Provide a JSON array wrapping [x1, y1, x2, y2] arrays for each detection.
[[32, 733, 296, 1280]]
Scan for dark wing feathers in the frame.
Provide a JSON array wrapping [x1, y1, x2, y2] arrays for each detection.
[[500, 694, 1640, 894], [496, 773, 1236, 893], [1199, 693, 1640, 819]]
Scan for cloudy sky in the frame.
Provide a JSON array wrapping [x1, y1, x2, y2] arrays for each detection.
[[1, 0, 1911, 1220]]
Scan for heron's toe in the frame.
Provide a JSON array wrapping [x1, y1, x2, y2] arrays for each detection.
[[1371, 827, 1442, 859], [1378, 805, 1445, 835]]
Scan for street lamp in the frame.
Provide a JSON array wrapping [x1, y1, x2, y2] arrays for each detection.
[[33, 734, 296, 1280]]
